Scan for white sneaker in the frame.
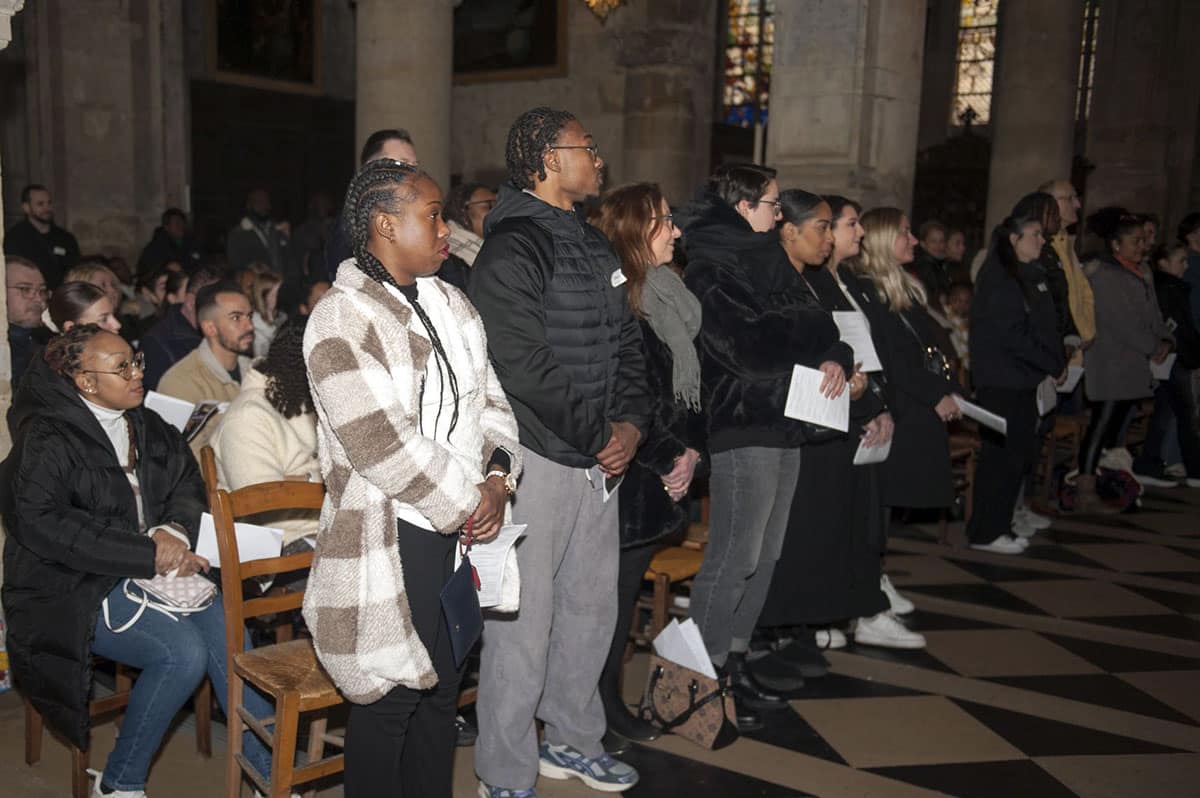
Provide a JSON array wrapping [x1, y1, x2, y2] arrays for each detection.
[[814, 628, 847, 649], [89, 770, 147, 798], [1011, 516, 1037, 539], [970, 534, 1025, 555], [854, 612, 926, 649], [1013, 504, 1052, 530], [880, 574, 914, 615], [1134, 471, 1180, 488], [1187, 477, 1200, 488], [1165, 463, 1186, 479], [255, 791, 302, 798]]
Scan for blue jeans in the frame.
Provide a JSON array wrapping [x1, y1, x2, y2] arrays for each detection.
[[91, 581, 274, 791]]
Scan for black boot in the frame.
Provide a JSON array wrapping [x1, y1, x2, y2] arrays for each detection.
[[603, 696, 662, 743], [731, 697, 764, 732], [723, 652, 788, 710]]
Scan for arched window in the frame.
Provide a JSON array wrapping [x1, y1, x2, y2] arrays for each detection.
[[950, 0, 1000, 126], [1076, 0, 1101, 122], [722, 0, 774, 127]]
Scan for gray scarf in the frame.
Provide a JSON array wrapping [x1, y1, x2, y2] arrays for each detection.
[[640, 265, 702, 411]]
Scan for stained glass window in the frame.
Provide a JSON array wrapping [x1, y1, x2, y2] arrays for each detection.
[[1075, 0, 1101, 121], [723, 0, 774, 127], [950, 0, 1000, 126]]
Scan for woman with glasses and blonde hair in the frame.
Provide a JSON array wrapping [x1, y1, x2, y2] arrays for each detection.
[[596, 182, 703, 747]]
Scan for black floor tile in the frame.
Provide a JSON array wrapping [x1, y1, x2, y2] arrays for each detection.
[[986, 674, 1197, 725], [1038, 528, 1121, 545], [951, 699, 1186, 757], [901, 608, 1006, 631], [1042, 633, 1200, 673], [1076, 614, 1200, 640], [839, 640, 959, 674], [1121, 584, 1200, 614], [1144, 570, 1200, 585], [741, 706, 846, 764], [953, 560, 1087, 583], [1165, 545, 1200, 563], [1020, 544, 1110, 569], [868, 760, 1077, 798], [620, 744, 812, 797], [792, 672, 928, 700], [901, 583, 1051, 616]]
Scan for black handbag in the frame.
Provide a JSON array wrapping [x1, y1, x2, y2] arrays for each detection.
[[440, 518, 483, 669], [896, 309, 954, 381]]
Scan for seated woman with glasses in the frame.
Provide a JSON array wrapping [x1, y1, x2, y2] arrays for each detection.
[[439, 181, 498, 291], [0, 325, 280, 797]]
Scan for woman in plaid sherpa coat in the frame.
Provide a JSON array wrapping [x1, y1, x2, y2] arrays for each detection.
[[303, 160, 522, 797]]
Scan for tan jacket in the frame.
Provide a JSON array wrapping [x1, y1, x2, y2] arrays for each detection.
[[211, 367, 320, 546], [1051, 232, 1096, 344], [158, 340, 252, 456]]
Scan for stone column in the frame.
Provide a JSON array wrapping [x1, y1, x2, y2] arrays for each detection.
[[356, 0, 453, 188], [984, 0, 1084, 233], [616, 0, 717, 204], [916, 0, 963, 150], [1084, 0, 1200, 232], [766, 0, 926, 211]]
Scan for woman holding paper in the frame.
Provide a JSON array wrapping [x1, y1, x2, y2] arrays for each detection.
[[683, 168, 853, 727], [966, 201, 1066, 554], [595, 182, 704, 746], [760, 192, 926, 655], [1, 324, 280, 796], [844, 209, 963, 521]]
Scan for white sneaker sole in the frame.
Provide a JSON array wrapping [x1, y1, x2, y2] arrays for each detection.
[[538, 759, 637, 793], [970, 542, 1024, 555], [854, 630, 926, 649], [1135, 474, 1180, 488]]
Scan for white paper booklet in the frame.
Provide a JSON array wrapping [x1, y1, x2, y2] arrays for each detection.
[[853, 435, 893, 466], [1151, 352, 1177, 381], [954, 396, 1008, 435], [831, 311, 883, 372], [195, 512, 284, 568], [145, 390, 229, 442], [784, 365, 850, 432], [1036, 377, 1058, 417], [652, 618, 717, 679], [1057, 365, 1084, 394], [458, 523, 527, 608]]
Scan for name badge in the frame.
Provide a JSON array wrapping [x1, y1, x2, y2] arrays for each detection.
[[611, 269, 627, 288], [52, 246, 67, 256], [1036, 282, 1048, 292]]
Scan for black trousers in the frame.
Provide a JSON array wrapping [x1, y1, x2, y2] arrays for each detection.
[[343, 519, 464, 798], [967, 386, 1039, 544], [1134, 366, 1200, 476], [1079, 399, 1138, 475], [599, 542, 660, 714]]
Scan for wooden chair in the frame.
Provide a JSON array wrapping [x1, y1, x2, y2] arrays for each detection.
[[201, 447, 344, 798], [632, 489, 711, 647], [940, 435, 979, 545], [1039, 414, 1088, 501]]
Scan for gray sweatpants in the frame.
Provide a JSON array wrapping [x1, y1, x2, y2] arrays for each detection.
[[689, 446, 802, 665], [474, 446, 619, 791]]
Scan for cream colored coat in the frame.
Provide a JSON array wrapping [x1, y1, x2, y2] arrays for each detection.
[[157, 340, 253, 458]]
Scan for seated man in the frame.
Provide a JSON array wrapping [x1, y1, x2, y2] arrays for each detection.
[[158, 281, 255, 455], [141, 265, 220, 389], [6, 256, 48, 389]]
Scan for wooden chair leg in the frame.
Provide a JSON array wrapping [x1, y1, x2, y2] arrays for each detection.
[[226, 674, 246, 798], [71, 746, 90, 798], [195, 679, 213, 757], [302, 717, 327, 798], [270, 691, 301, 798], [650, 573, 669, 641], [24, 697, 43, 765]]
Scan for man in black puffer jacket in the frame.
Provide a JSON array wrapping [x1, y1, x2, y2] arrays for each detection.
[[469, 107, 650, 796]]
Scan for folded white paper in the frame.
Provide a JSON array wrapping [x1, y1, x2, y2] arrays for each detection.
[[954, 396, 1007, 435], [1036, 376, 1058, 417], [1151, 352, 1178, 381], [195, 512, 284, 568], [1057, 365, 1084, 394], [145, 390, 194, 432], [832, 311, 883, 373], [784, 365, 850, 432], [652, 618, 717, 679], [853, 435, 893, 466], [460, 523, 527, 608]]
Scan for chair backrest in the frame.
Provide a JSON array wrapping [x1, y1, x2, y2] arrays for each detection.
[[200, 446, 325, 661]]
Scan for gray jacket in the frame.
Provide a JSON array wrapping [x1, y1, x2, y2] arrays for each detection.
[[1083, 256, 1172, 401]]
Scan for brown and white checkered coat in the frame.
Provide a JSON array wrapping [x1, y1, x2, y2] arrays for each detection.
[[302, 264, 521, 703]]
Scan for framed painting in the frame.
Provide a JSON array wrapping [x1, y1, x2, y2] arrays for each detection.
[[453, 0, 568, 84], [209, 0, 322, 95]]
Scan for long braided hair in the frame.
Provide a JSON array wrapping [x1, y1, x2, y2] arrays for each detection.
[[343, 158, 461, 436]]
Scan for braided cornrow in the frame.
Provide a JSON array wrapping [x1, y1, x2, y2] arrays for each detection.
[[343, 159, 462, 435], [505, 106, 576, 191], [44, 323, 104, 378]]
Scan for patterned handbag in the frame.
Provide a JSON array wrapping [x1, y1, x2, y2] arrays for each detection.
[[103, 574, 218, 633], [638, 654, 739, 750]]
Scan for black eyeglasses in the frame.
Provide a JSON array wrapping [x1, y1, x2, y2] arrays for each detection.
[[548, 144, 601, 162], [82, 352, 146, 381], [653, 213, 675, 228], [756, 198, 782, 210], [465, 199, 497, 211]]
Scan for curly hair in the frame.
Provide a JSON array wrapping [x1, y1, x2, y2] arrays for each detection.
[[44, 323, 104, 378], [443, 181, 490, 229], [342, 158, 461, 435], [505, 106, 576, 191], [258, 316, 313, 419]]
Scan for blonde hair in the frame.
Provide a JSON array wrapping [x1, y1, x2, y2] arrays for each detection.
[[250, 271, 282, 323], [851, 206, 927, 312], [64, 262, 118, 288]]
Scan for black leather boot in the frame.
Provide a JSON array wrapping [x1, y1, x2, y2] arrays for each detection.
[[604, 697, 662, 743], [723, 652, 788, 710]]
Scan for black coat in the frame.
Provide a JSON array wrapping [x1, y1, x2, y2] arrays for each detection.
[[842, 271, 957, 508], [618, 318, 705, 549], [136, 227, 202, 274], [1, 370, 206, 750], [681, 197, 852, 453], [3, 219, 80, 289], [469, 185, 651, 468], [1154, 270, 1200, 369], [970, 255, 1066, 390], [437, 253, 472, 294], [139, 304, 202, 390]]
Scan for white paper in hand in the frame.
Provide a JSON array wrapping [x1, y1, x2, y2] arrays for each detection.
[[1151, 352, 1177, 381], [145, 391, 195, 432], [954, 396, 1007, 435], [853, 435, 892, 466], [195, 512, 284, 568], [784, 365, 849, 432], [651, 618, 717, 679], [1057, 365, 1084, 394], [832, 311, 882, 372], [460, 524, 527, 608], [1036, 377, 1057, 417]]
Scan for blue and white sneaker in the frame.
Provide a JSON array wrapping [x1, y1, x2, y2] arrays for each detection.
[[477, 783, 536, 798], [537, 741, 639, 792]]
